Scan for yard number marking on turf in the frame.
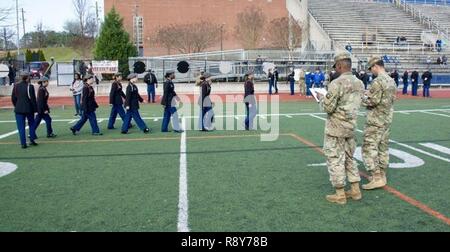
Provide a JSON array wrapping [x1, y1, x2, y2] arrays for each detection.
[[419, 143, 450, 155], [177, 117, 190, 232], [421, 111, 450, 118], [0, 162, 17, 178]]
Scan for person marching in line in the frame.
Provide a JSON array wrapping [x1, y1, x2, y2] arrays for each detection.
[[121, 73, 150, 134], [108, 73, 132, 130], [70, 74, 102, 136], [244, 71, 257, 131], [411, 70, 419, 96], [161, 71, 183, 133], [402, 70, 409, 95], [196, 70, 205, 130], [11, 71, 38, 149], [422, 69, 432, 98], [70, 73, 84, 116], [273, 67, 279, 94], [321, 53, 364, 205], [33, 76, 56, 138], [199, 73, 215, 131], [144, 69, 158, 103], [268, 69, 275, 95], [361, 57, 397, 190]]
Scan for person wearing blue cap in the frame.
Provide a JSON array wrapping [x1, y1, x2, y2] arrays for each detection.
[[161, 70, 183, 133], [70, 74, 102, 136], [33, 76, 56, 138], [11, 71, 38, 148], [121, 73, 150, 134]]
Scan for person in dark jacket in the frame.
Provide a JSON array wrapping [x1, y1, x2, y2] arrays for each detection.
[[144, 69, 158, 103], [161, 71, 183, 133], [33, 76, 56, 138], [411, 70, 419, 96], [402, 70, 409, 95], [11, 71, 38, 148], [199, 73, 214, 131], [422, 70, 432, 98], [108, 73, 132, 130], [358, 70, 370, 90], [121, 73, 150, 134], [8, 63, 16, 85], [287, 71, 296, 95], [244, 71, 257, 131], [273, 67, 279, 94], [70, 74, 102, 136], [390, 70, 399, 87]]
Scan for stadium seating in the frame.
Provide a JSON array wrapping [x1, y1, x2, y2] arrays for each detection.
[[307, 0, 449, 73]]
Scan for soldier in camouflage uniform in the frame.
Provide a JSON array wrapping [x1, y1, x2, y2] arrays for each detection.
[[298, 68, 306, 96], [321, 53, 365, 205], [361, 57, 397, 190]]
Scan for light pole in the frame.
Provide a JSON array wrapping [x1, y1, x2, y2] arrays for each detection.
[[220, 23, 225, 60]]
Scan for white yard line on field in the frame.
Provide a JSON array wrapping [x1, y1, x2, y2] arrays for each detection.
[[177, 118, 190, 232]]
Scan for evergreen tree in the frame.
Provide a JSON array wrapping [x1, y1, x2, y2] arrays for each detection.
[[25, 49, 33, 62], [38, 50, 46, 61], [93, 7, 137, 75]]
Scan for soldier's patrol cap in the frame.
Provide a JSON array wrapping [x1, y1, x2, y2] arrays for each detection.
[[367, 56, 383, 70], [19, 71, 30, 77], [332, 53, 352, 68], [203, 72, 212, 79], [39, 76, 49, 82], [166, 70, 175, 75], [127, 73, 138, 80]]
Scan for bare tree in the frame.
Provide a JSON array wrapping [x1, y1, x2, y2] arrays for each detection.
[[73, 0, 88, 36], [66, 0, 96, 58], [234, 7, 267, 49], [35, 21, 45, 49], [154, 21, 221, 54], [266, 17, 302, 50], [0, 7, 11, 22], [1, 28, 15, 50]]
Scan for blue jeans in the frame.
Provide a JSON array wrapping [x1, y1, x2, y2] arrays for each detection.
[[121, 109, 148, 132], [108, 104, 127, 129], [290, 80, 295, 95], [201, 107, 213, 130], [73, 94, 81, 115], [147, 84, 156, 103], [402, 81, 408, 94], [412, 83, 418, 96], [269, 80, 274, 95], [423, 84, 430, 97], [245, 103, 257, 130], [73, 111, 100, 134], [15, 113, 37, 146], [306, 83, 312, 96], [34, 113, 53, 136], [162, 106, 180, 132]]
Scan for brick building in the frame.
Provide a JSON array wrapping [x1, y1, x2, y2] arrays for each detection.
[[103, 0, 288, 56]]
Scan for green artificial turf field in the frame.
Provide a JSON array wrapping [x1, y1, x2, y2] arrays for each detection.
[[0, 98, 449, 231]]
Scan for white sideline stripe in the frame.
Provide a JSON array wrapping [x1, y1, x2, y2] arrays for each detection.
[[153, 118, 159, 122], [421, 111, 450, 118], [259, 115, 267, 119], [68, 119, 77, 124], [177, 118, 189, 232], [419, 143, 450, 155], [0, 127, 29, 140], [309, 114, 450, 163], [285, 115, 293, 118], [97, 119, 104, 123], [398, 112, 410, 115], [0, 108, 450, 123]]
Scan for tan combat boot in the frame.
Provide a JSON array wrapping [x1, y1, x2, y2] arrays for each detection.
[[345, 182, 362, 200], [326, 188, 347, 205], [380, 170, 388, 185], [362, 172, 386, 190]]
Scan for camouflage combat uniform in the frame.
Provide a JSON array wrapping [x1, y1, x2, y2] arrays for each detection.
[[362, 72, 396, 177], [323, 72, 365, 188], [299, 69, 306, 95]]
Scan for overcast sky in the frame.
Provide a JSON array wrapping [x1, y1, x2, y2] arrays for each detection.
[[0, 0, 104, 35]]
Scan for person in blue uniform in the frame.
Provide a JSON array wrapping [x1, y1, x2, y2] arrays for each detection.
[[268, 69, 274, 95], [108, 73, 132, 130], [313, 68, 325, 88], [161, 70, 183, 133], [70, 74, 102, 136], [199, 73, 214, 131], [390, 70, 399, 87], [287, 70, 295, 95], [121, 73, 150, 134], [422, 70, 432, 98], [144, 69, 158, 103], [402, 70, 409, 95], [244, 71, 257, 131], [411, 70, 419, 96], [33, 76, 56, 138], [305, 71, 313, 97], [11, 71, 38, 149]]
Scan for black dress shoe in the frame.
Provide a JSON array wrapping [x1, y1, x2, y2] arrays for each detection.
[[174, 130, 185, 133], [144, 128, 151, 134], [30, 141, 38, 146], [47, 134, 57, 138], [70, 127, 77, 135], [92, 133, 103, 136], [21, 145, 28, 149], [121, 131, 128, 134]]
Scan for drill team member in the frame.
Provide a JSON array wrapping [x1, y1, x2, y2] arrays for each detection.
[[161, 71, 183, 133], [121, 73, 150, 134], [108, 73, 131, 130], [411, 70, 419, 96], [144, 69, 158, 103], [362, 57, 397, 190], [199, 73, 214, 131], [11, 71, 38, 149], [70, 75, 102, 136], [244, 71, 257, 131], [322, 53, 364, 205], [33, 76, 56, 138]]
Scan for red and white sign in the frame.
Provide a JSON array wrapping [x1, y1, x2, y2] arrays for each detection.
[[92, 61, 119, 74]]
